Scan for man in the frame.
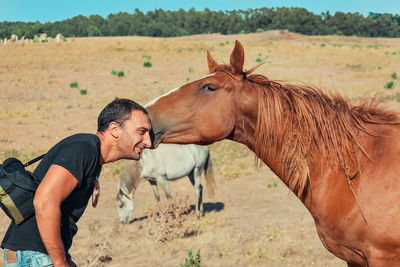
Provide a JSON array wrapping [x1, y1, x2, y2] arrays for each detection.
[[1, 98, 152, 267]]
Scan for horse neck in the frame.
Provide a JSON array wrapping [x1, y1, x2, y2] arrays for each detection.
[[232, 80, 320, 204], [231, 81, 281, 165], [232, 106, 294, 186], [120, 160, 142, 196], [230, 82, 260, 149]]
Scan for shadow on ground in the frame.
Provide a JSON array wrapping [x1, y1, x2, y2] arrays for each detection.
[[191, 201, 225, 214]]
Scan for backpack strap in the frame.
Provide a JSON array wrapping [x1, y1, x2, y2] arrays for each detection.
[[23, 154, 46, 167]]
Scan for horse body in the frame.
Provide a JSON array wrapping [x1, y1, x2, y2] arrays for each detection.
[[316, 125, 400, 265], [310, 129, 400, 265], [146, 41, 400, 266], [117, 144, 214, 223], [141, 143, 201, 182]]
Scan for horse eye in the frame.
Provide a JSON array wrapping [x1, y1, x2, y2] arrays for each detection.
[[200, 84, 216, 92]]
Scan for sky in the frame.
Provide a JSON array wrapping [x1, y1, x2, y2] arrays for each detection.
[[0, 0, 399, 23]]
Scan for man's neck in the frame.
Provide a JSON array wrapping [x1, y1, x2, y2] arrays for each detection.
[[96, 132, 106, 165]]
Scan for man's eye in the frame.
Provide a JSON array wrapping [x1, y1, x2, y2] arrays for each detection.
[[200, 84, 216, 92]]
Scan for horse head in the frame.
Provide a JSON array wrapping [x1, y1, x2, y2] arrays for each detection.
[[146, 41, 258, 148], [116, 188, 135, 224]]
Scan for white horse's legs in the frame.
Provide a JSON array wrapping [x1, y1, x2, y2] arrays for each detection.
[[189, 169, 203, 216], [148, 179, 160, 202], [158, 176, 172, 199]]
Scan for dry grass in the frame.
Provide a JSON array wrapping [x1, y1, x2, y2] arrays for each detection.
[[141, 195, 198, 243], [0, 31, 400, 266]]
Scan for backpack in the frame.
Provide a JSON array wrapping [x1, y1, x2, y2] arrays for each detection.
[[0, 155, 44, 225]]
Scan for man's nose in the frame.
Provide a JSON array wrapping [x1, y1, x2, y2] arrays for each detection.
[[144, 132, 152, 148]]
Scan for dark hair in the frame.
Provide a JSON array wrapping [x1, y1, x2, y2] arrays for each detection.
[[97, 98, 148, 132]]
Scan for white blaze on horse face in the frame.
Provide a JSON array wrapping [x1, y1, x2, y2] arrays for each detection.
[[145, 73, 216, 108], [144, 87, 181, 108], [191, 72, 216, 83]]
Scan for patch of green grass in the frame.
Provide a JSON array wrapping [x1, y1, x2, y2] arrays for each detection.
[[267, 182, 278, 188], [143, 61, 152, 68], [219, 42, 225, 46], [79, 88, 88, 95], [392, 72, 398, 79], [186, 77, 190, 82], [333, 43, 343, 48], [188, 67, 194, 73], [111, 69, 125, 77], [378, 66, 382, 70], [320, 43, 326, 48], [256, 57, 263, 63], [142, 54, 152, 59], [69, 81, 78, 88], [180, 249, 201, 267], [384, 81, 395, 89]]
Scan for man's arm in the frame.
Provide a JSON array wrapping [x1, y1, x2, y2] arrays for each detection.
[[34, 164, 79, 267]]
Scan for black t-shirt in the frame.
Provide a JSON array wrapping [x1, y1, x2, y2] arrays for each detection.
[[1, 133, 102, 254]]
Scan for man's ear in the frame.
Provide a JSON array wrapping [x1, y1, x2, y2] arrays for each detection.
[[109, 122, 122, 138]]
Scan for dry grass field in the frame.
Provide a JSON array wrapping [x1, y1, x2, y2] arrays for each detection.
[[1, 30, 400, 266]]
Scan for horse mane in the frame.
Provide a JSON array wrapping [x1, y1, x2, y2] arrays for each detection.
[[224, 66, 400, 200]]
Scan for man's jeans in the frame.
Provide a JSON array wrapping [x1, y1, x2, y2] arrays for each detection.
[[3, 249, 54, 267]]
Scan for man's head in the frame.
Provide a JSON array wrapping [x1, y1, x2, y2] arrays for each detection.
[[98, 98, 148, 132], [98, 98, 152, 160]]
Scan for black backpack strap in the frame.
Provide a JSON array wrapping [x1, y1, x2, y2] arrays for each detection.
[[23, 154, 46, 167]]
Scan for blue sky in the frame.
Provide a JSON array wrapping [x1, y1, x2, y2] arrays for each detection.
[[1, 0, 399, 23]]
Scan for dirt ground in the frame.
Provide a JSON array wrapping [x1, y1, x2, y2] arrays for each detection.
[[1, 31, 400, 266]]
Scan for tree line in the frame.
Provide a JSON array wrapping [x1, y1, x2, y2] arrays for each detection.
[[1, 7, 400, 39]]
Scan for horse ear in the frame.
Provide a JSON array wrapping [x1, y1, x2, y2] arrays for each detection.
[[230, 40, 245, 76], [207, 50, 218, 73]]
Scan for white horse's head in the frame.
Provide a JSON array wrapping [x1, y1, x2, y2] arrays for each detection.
[[117, 189, 135, 224]]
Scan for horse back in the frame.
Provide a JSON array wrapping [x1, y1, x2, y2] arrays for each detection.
[[140, 144, 209, 180]]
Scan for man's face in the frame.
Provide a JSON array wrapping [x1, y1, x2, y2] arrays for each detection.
[[118, 109, 152, 160]]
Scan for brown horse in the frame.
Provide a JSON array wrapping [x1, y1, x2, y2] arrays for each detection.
[[146, 40, 400, 266]]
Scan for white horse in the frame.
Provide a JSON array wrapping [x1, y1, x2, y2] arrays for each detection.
[[117, 144, 215, 223]]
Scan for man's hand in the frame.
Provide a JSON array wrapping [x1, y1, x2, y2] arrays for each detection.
[[34, 164, 79, 266]]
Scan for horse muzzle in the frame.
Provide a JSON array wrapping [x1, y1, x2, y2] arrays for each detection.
[[149, 128, 164, 149]]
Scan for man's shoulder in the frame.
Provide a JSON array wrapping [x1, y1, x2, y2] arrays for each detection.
[[58, 133, 100, 151], [61, 133, 99, 144], [44, 134, 101, 182], [46, 133, 101, 164]]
